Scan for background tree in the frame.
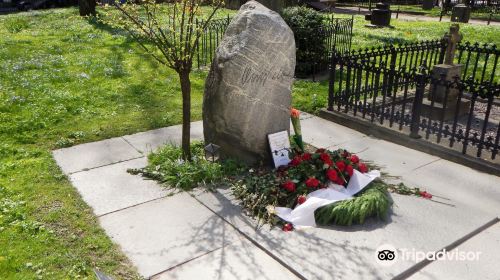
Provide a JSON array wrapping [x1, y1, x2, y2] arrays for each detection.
[[79, 0, 96, 16], [102, 0, 223, 160]]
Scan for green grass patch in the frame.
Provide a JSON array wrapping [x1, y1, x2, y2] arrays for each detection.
[[129, 142, 243, 191], [392, 5, 500, 22], [333, 14, 500, 49]]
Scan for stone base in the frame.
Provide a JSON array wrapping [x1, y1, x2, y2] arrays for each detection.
[[421, 99, 471, 121], [429, 64, 462, 103], [364, 24, 394, 29]]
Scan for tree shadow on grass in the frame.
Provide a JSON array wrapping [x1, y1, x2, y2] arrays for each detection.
[[85, 15, 188, 132]]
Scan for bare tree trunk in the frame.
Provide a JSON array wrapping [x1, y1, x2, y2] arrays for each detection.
[[179, 70, 192, 161], [79, 0, 96, 16]]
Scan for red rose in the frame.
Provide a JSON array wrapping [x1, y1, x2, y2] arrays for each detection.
[[335, 161, 346, 172], [282, 223, 293, 232], [420, 191, 432, 199], [301, 152, 312, 161], [335, 177, 345, 186], [290, 156, 302, 167], [346, 165, 354, 177], [326, 169, 338, 181], [320, 153, 330, 162], [342, 151, 349, 158], [305, 177, 320, 188], [358, 163, 368, 173], [350, 154, 359, 164], [316, 148, 326, 154], [297, 195, 307, 204], [282, 181, 296, 192]]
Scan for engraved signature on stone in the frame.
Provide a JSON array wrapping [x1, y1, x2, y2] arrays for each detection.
[[240, 65, 286, 86]]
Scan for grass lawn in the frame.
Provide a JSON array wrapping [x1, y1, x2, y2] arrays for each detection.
[[391, 5, 500, 22], [0, 6, 498, 279]]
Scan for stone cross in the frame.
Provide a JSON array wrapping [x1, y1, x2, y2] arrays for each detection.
[[443, 24, 462, 65]]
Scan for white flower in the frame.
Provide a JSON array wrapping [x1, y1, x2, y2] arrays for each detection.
[[266, 205, 276, 215]]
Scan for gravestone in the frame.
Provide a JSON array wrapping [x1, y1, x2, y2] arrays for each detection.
[[365, 3, 392, 28], [226, 0, 286, 12], [451, 2, 471, 23], [203, 1, 296, 165], [422, 24, 470, 120]]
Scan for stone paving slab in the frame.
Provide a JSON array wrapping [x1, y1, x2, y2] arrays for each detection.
[[98, 192, 241, 278], [69, 157, 166, 216], [52, 137, 142, 174], [400, 159, 500, 217], [301, 115, 366, 149], [193, 187, 496, 279], [410, 222, 500, 280], [123, 121, 204, 154], [335, 137, 441, 176], [153, 235, 300, 280]]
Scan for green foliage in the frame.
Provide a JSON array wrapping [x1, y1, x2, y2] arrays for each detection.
[[4, 17, 30, 33], [231, 170, 281, 225], [132, 141, 243, 191], [315, 181, 392, 226], [282, 6, 327, 76], [0, 186, 46, 234]]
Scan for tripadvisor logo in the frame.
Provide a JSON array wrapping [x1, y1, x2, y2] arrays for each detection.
[[375, 244, 398, 266], [375, 244, 482, 266]]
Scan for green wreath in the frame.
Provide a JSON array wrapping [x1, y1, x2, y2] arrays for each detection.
[[315, 182, 392, 226]]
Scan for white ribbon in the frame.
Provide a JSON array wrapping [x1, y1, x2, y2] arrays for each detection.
[[275, 170, 381, 228]]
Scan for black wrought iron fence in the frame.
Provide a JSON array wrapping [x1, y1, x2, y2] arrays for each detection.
[[336, 40, 499, 86], [327, 41, 500, 162], [196, 16, 232, 69], [457, 42, 500, 85], [195, 15, 354, 78], [345, 40, 444, 71]]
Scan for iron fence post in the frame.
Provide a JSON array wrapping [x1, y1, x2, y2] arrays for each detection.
[[328, 52, 337, 111], [410, 73, 425, 139]]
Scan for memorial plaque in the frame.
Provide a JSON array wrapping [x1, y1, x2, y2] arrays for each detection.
[[268, 131, 291, 168]]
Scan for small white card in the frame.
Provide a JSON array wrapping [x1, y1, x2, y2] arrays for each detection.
[[268, 131, 291, 168]]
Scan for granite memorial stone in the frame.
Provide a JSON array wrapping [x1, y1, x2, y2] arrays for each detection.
[[203, 1, 296, 165]]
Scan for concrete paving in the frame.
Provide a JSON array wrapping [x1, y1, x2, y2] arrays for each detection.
[[192, 186, 496, 279], [152, 235, 300, 280], [53, 137, 142, 174], [52, 115, 500, 279], [410, 222, 500, 280], [99, 193, 241, 278], [69, 157, 167, 216]]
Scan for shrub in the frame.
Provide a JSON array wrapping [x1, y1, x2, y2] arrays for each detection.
[[282, 6, 327, 77]]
